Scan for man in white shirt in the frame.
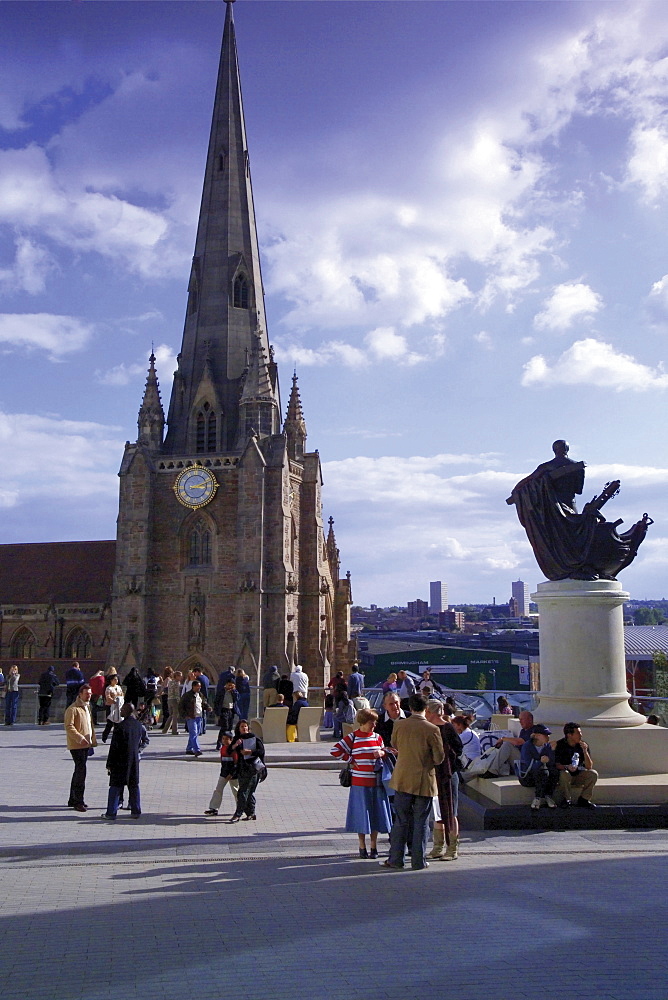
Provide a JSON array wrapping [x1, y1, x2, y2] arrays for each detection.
[[289, 664, 309, 698], [452, 716, 481, 760]]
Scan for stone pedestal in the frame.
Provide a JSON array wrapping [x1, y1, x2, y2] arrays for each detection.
[[532, 579, 668, 778]]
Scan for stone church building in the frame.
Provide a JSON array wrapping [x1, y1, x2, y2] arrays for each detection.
[[0, 2, 354, 688]]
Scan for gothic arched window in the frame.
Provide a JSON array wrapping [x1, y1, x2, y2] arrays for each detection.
[[233, 274, 249, 309], [187, 519, 213, 567], [10, 626, 36, 659], [65, 627, 92, 659], [195, 402, 217, 453]]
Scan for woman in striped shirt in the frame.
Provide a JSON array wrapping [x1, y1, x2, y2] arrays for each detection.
[[330, 708, 393, 859]]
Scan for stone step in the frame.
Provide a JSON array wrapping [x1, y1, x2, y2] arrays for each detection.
[[464, 773, 668, 807]]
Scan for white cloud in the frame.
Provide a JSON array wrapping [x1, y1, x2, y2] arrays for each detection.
[[533, 282, 602, 332], [96, 342, 177, 388], [0, 236, 55, 295], [626, 124, 668, 203], [272, 339, 369, 369], [475, 331, 493, 350], [259, 5, 668, 369], [0, 145, 180, 279], [522, 338, 668, 391], [0, 313, 92, 359], [321, 452, 529, 604], [0, 410, 121, 507], [273, 324, 443, 369], [322, 449, 668, 605], [364, 327, 424, 365], [646, 274, 668, 326]]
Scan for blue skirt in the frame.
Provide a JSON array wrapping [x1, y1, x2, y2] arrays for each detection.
[[345, 783, 392, 834]]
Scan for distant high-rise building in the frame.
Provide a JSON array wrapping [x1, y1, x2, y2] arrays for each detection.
[[511, 580, 530, 617], [439, 610, 465, 630], [429, 581, 448, 614], [408, 599, 430, 618]]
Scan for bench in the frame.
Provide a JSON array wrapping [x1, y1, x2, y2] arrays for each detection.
[[250, 707, 289, 743], [297, 706, 323, 743]]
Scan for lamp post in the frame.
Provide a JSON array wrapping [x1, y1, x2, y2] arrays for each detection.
[[490, 668, 497, 711]]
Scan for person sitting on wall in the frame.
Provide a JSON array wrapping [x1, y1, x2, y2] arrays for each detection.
[[286, 691, 309, 742], [517, 731, 558, 810], [553, 723, 598, 809], [451, 715, 481, 761], [278, 673, 294, 707], [493, 710, 551, 773]]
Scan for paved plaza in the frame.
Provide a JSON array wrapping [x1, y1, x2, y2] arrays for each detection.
[[1, 724, 667, 1000]]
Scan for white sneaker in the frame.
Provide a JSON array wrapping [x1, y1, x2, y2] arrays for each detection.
[[545, 796, 557, 809], [530, 797, 541, 810]]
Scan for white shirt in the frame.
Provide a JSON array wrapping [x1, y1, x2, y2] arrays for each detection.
[[459, 728, 481, 759]]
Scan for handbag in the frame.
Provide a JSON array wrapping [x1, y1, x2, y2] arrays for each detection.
[[338, 733, 355, 786], [253, 758, 268, 782], [339, 763, 353, 787]]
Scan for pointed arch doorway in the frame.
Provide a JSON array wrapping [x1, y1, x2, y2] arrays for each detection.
[[176, 652, 218, 685]]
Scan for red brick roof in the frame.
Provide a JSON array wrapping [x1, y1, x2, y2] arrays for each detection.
[[0, 541, 116, 605]]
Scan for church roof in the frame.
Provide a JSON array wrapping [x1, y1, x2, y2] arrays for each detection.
[[0, 541, 116, 605]]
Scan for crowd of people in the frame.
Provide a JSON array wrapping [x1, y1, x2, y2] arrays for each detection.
[[1, 658, 621, 847], [55, 661, 304, 821]]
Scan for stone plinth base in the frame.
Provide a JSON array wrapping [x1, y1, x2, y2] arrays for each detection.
[[579, 725, 668, 777], [532, 579, 646, 728]]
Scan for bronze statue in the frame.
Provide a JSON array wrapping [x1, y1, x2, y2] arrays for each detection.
[[507, 440, 652, 581]]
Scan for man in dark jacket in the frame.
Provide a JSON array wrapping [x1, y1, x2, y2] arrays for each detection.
[[214, 666, 236, 714], [180, 679, 208, 756], [37, 665, 59, 725], [65, 661, 85, 707], [122, 667, 147, 708], [102, 703, 143, 819]]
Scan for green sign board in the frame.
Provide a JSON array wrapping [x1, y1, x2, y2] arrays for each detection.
[[362, 645, 517, 690]]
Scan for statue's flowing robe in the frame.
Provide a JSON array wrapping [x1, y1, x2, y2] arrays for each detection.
[[510, 462, 599, 579], [509, 459, 648, 580]]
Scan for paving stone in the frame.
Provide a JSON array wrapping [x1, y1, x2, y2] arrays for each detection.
[[0, 725, 666, 999]]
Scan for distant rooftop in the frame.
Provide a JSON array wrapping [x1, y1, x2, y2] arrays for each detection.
[[623, 625, 668, 659]]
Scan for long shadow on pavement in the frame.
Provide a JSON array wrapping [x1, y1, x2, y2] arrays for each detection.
[[1, 852, 667, 1000]]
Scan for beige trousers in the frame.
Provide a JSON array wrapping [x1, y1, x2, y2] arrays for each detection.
[[558, 768, 598, 803]]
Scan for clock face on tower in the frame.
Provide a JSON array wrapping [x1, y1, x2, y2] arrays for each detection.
[[173, 466, 218, 508]]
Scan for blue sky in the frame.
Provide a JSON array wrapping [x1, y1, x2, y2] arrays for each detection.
[[2, 0, 668, 607]]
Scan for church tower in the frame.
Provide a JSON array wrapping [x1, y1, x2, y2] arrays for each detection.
[[108, 1, 353, 690]]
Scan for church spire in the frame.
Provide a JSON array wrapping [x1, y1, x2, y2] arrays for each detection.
[[163, 0, 274, 455], [137, 352, 165, 450], [284, 371, 307, 460]]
